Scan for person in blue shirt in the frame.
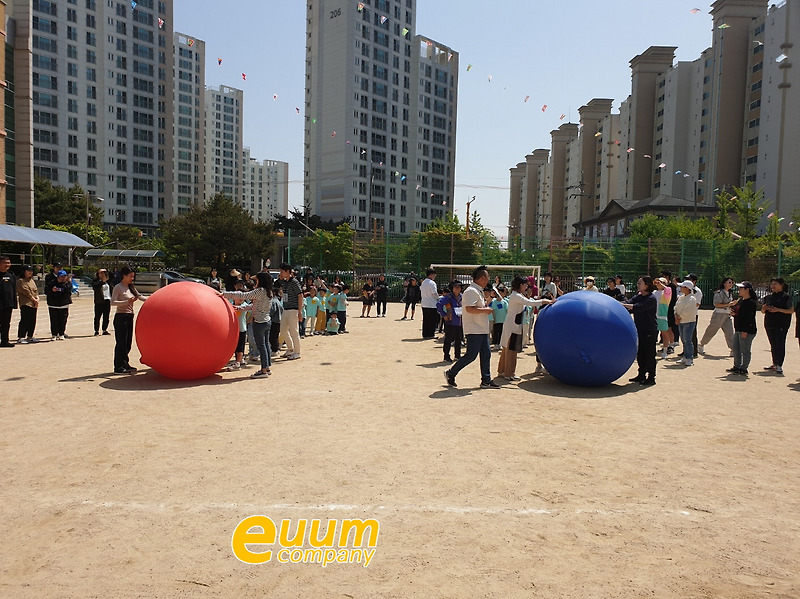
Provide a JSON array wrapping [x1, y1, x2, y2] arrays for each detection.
[[489, 286, 509, 349], [436, 280, 463, 363]]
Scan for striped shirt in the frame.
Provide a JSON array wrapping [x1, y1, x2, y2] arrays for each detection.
[[281, 277, 303, 310]]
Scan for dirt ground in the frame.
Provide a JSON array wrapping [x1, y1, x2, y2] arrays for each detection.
[[1, 294, 799, 598]]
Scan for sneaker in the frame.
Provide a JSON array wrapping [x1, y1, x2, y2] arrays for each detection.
[[776, 366, 783, 374], [660, 349, 668, 359], [480, 380, 501, 389], [94, 332, 100, 336], [113, 367, 130, 374], [401, 316, 407, 320], [27, 338, 39, 343], [443, 356, 453, 363], [18, 338, 28, 345], [126, 366, 138, 373], [666, 346, 674, 355], [726, 367, 739, 373], [57, 335, 65, 341], [281, 352, 292, 358], [102, 331, 111, 336], [229, 362, 240, 371], [629, 375, 646, 382], [677, 357, 686, 365], [51, 336, 58, 342], [505, 375, 521, 381], [444, 369, 456, 387], [698, 345, 705, 355], [764, 365, 777, 371], [0, 342, 15, 348], [639, 378, 656, 386], [287, 353, 301, 360], [251, 370, 270, 378], [684, 360, 694, 366], [239, 361, 248, 369]]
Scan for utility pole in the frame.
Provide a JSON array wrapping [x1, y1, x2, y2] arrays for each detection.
[[465, 195, 476, 238], [367, 162, 375, 234], [566, 172, 590, 238]]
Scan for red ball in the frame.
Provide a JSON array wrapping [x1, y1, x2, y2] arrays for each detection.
[[135, 282, 238, 380]]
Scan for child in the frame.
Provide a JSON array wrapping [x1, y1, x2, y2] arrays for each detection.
[[227, 282, 251, 370], [327, 284, 340, 323], [304, 286, 322, 335], [489, 285, 508, 350], [337, 284, 349, 333], [315, 288, 328, 334], [326, 312, 340, 334], [436, 280, 463, 363]]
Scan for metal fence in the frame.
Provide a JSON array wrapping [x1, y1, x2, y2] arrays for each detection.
[[280, 233, 799, 302]]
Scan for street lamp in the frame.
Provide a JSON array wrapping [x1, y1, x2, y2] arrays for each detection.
[[465, 196, 477, 238], [74, 193, 105, 241]]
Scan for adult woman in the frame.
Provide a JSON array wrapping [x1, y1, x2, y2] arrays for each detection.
[[698, 277, 737, 355], [375, 274, 389, 317], [222, 272, 274, 378], [111, 266, 146, 374], [207, 268, 222, 291], [402, 277, 421, 320], [728, 281, 758, 375], [498, 276, 552, 381], [92, 269, 113, 336], [360, 277, 375, 317], [615, 275, 627, 298], [674, 280, 699, 366], [46, 270, 72, 341], [623, 276, 658, 385], [16, 265, 39, 343], [761, 277, 794, 374], [653, 277, 673, 359]]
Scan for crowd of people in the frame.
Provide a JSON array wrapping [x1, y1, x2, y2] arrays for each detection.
[[2, 255, 799, 387]]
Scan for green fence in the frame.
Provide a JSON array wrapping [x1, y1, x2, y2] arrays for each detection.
[[281, 233, 799, 301]]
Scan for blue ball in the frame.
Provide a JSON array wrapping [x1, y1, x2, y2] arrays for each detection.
[[534, 291, 638, 386]]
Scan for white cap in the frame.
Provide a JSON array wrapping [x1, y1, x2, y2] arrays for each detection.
[[680, 280, 694, 291]]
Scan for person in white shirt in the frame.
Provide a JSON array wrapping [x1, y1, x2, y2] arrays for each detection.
[[444, 266, 500, 388], [420, 268, 439, 339], [685, 273, 702, 358], [675, 280, 699, 366]]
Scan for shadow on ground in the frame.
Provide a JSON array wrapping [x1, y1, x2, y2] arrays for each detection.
[[60, 369, 244, 390]]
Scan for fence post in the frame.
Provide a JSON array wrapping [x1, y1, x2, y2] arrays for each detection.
[[679, 238, 685, 277], [647, 238, 652, 273], [548, 237, 553, 273], [581, 237, 586, 280], [711, 239, 716, 284], [352, 229, 356, 278], [613, 237, 619, 276], [417, 234, 422, 273], [385, 232, 390, 274], [319, 229, 324, 271], [482, 232, 488, 264], [287, 229, 291, 265], [778, 241, 783, 278]]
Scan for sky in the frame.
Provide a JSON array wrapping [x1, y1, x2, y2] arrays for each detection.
[[174, 0, 717, 238]]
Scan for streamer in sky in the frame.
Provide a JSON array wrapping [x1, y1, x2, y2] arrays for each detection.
[[380, 15, 387, 23], [718, 23, 731, 29], [242, 73, 246, 80], [524, 95, 530, 102], [158, 18, 164, 28], [295, 107, 300, 114], [357, 2, 364, 11], [331, 131, 336, 137], [559, 114, 566, 120], [402, 27, 409, 35], [659, 163, 667, 168], [594, 132, 601, 138], [627, 148, 635, 153], [312, 118, 317, 123], [690, 8, 701, 14], [466, 64, 472, 71], [776, 54, 788, 63], [767, 212, 774, 218], [188, 39, 194, 47], [217, 58, 222, 65], [273, 94, 278, 100], [488, 75, 492, 82], [541, 105, 547, 112], [131, 0, 136, 8], [644, 154, 652, 158]]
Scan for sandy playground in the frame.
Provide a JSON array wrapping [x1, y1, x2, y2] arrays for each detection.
[[1, 295, 799, 598]]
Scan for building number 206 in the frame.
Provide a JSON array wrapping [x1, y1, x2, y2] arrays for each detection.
[[330, 7, 341, 18]]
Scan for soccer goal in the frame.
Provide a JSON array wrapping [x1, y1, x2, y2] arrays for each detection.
[[430, 264, 542, 289]]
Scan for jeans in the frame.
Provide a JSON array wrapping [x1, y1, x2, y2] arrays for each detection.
[[376, 298, 387, 316], [113, 313, 134, 370], [448, 333, 492, 383], [679, 321, 696, 361], [18, 305, 37, 339], [246, 322, 259, 358], [765, 327, 788, 367], [94, 299, 111, 333], [251, 320, 272, 371], [442, 323, 463, 359], [731, 331, 755, 369]]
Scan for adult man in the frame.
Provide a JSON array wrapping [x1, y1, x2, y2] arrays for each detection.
[[444, 266, 500, 388], [420, 267, 439, 339], [0, 256, 18, 347], [278, 262, 303, 360]]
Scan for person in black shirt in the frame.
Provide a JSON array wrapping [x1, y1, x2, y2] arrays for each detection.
[[0, 255, 18, 347], [728, 281, 758, 375], [761, 277, 794, 374], [601, 277, 624, 301], [360, 277, 375, 317], [623, 276, 658, 386], [375, 274, 389, 317]]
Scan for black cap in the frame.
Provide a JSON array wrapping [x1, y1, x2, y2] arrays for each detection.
[[22, 264, 33, 271], [686, 273, 698, 281]]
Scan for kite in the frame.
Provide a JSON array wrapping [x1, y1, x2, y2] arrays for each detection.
[[295, 107, 300, 114], [718, 23, 731, 29], [242, 73, 246, 80], [394, 171, 400, 176], [779, 218, 785, 222], [346, 141, 351, 145], [402, 27, 409, 35], [559, 114, 566, 120], [188, 39, 194, 47], [312, 118, 317, 123], [754, 41, 764, 46], [524, 95, 530, 102], [448, 53, 453, 61], [690, 8, 701, 14], [675, 170, 682, 175], [626, 148, 635, 153], [614, 140, 620, 145], [488, 75, 492, 82], [776, 54, 788, 63], [401, 175, 406, 182], [644, 154, 652, 159], [594, 132, 601, 138], [466, 64, 472, 71], [131, 0, 136, 8], [658, 163, 667, 168], [357, 2, 364, 11], [273, 94, 278, 100], [541, 104, 547, 112], [416, 185, 421, 190], [331, 131, 336, 137], [683, 174, 691, 178], [217, 58, 223, 65], [441, 201, 446, 206], [380, 15, 387, 23], [158, 18, 164, 28], [361, 149, 366, 155], [767, 212, 774, 218], [430, 193, 434, 197]]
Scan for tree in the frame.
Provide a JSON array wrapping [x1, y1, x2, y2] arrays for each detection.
[[294, 223, 356, 270], [34, 178, 103, 231], [160, 193, 275, 268], [108, 225, 146, 249], [727, 182, 770, 240], [627, 213, 716, 239], [272, 208, 348, 234]]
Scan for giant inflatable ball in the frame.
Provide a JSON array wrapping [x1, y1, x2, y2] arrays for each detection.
[[135, 282, 238, 380], [533, 291, 638, 387]]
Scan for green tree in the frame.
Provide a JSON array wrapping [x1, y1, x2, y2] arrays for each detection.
[[627, 213, 716, 239], [34, 178, 103, 231], [728, 182, 770, 240], [108, 225, 146, 249], [160, 193, 275, 268], [714, 191, 733, 238], [272, 208, 348, 234], [295, 223, 354, 270]]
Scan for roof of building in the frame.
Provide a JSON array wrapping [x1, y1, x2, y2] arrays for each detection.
[[581, 195, 717, 227], [0, 224, 93, 248], [85, 249, 165, 258]]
